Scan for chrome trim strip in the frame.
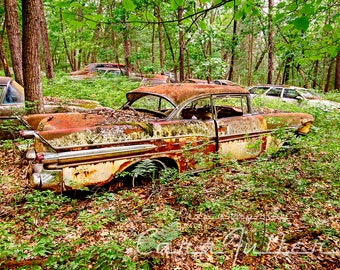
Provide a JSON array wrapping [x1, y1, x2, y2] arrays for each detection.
[[42, 144, 157, 164]]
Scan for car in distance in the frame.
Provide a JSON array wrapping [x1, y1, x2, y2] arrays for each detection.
[[0, 76, 102, 140], [249, 85, 340, 111], [21, 83, 314, 192], [69, 63, 126, 79], [0, 76, 26, 139]]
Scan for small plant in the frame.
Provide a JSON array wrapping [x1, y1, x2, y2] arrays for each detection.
[[24, 190, 71, 218]]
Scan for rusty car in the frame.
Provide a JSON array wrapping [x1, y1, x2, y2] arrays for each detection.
[[21, 83, 314, 192], [69, 63, 126, 80]]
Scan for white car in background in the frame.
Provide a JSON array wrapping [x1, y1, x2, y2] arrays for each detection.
[[248, 85, 340, 111]]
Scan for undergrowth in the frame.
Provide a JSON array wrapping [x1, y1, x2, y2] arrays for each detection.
[[42, 73, 140, 108]]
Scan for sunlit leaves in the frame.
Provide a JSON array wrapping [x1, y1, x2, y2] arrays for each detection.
[[122, 0, 136, 11], [170, 0, 184, 10], [292, 16, 309, 31]]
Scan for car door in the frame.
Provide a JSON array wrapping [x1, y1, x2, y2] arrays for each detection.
[[212, 94, 268, 161], [167, 96, 217, 171], [264, 87, 284, 101], [282, 88, 303, 104]]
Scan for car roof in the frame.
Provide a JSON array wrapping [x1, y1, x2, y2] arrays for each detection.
[[0, 76, 13, 85], [127, 83, 249, 106]]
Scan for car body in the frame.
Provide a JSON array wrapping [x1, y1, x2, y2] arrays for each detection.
[[184, 78, 209, 84], [213, 79, 236, 86], [22, 83, 314, 192], [0, 76, 102, 140], [139, 74, 170, 86], [184, 79, 237, 86], [69, 63, 126, 79], [249, 85, 340, 111]]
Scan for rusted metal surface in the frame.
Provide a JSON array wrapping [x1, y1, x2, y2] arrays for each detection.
[[24, 84, 314, 192], [127, 83, 249, 106]]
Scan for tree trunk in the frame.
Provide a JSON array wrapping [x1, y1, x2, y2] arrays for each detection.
[[0, 22, 11, 77], [324, 58, 335, 93], [178, 6, 185, 82], [335, 51, 340, 90], [163, 22, 177, 82], [38, 0, 54, 79], [155, 5, 164, 73], [282, 57, 292, 85], [228, 20, 237, 81], [4, 0, 23, 85], [22, 0, 43, 113], [267, 0, 274, 84], [122, 16, 131, 76], [254, 49, 266, 73], [151, 20, 155, 69], [312, 60, 319, 89], [295, 65, 309, 88], [247, 34, 253, 86], [59, 9, 75, 71], [90, 0, 103, 64]]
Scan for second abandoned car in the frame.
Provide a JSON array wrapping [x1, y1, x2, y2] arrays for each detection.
[[22, 84, 314, 192], [0, 76, 103, 139]]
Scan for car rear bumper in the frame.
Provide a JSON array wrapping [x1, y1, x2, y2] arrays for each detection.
[[31, 164, 64, 192]]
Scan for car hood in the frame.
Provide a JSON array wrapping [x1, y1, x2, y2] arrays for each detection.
[[23, 108, 160, 150]]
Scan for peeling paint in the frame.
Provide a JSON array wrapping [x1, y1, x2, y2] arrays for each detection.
[[63, 160, 127, 189], [47, 120, 214, 148]]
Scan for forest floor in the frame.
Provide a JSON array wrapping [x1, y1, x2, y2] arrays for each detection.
[[0, 138, 339, 269]]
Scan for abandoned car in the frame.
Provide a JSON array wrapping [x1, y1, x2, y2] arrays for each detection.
[[0, 76, 26, 139], [0, 76, 102, 140], [249, 85, 340, 111], [69, 63, 126, 79], [21, 83, 314, 192]]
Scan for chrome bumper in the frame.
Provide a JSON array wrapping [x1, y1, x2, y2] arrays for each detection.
[[31, 164, 63, 192]]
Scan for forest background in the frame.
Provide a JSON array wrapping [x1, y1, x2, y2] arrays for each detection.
[[1, 0, 340, 113]]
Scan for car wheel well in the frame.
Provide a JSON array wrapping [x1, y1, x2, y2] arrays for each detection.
[[107, 157, 178, 191]]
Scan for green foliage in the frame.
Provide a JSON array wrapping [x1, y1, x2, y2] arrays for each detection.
[[42, 74, 139, 108], [136, 221, 181, 254], [24, 190, 71, 218], [131, 159, 159, 181]]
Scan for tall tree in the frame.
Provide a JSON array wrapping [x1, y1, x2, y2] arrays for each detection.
[[267, 0, 273, 84], [0, 21, 11, 77], [155, 4, 164, 73], [335, 51, 340, 90], [227, 20, 237, 81], [59, 8, 75, 71], [178, 5, 185, 81], [228, 1, 237, 82], [122, 17, 131, 76], [22, 0, 43, 113], [38, 0, 54, 79], [4, 0, 23, 85], [324, 57, 334, 93]]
